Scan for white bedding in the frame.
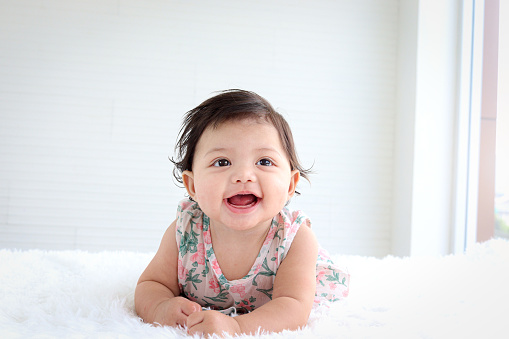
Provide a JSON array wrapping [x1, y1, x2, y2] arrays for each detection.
[[1, 239, 508, 338]]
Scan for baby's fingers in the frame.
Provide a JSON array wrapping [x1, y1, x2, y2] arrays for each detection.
[[169, 297, 201, 327], [181, 299, 202, 316], [186, 311, 205, 334]]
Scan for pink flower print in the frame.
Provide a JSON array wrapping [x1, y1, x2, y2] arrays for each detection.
[[263, 226, 277, 245], [181, 200, 193, 210], [316, 270, 326, 283], [329, 282, 337, 290], [203, 230, 212, 245], [317, 248, 328, 258], [208, 277, 220, 294], [236, 298, 254, 311], [212, 260, 221, 275], [178, 259, 187, 280], [195, 221, 203, 231], [342, 289, 349, 298], [230, 285, 246, 298], [253, 263, 262, 274], [191, 243, 206, 265]]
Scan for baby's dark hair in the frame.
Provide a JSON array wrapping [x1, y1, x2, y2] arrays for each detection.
[[171, 89, 311, 188]]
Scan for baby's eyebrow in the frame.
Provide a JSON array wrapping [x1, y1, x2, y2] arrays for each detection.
[[203, 146, 283, 158], [256, 147, 283, 156], [203, 147, 229, 156]]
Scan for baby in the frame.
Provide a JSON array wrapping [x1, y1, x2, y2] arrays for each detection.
[[135, 89, 349, 337]]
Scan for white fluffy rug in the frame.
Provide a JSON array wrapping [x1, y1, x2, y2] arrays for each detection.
[[1, 239, 509, 339]]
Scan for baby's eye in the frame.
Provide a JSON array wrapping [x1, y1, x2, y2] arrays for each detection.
[[256, 158, 273, 166], [213, 159, 231, 167]]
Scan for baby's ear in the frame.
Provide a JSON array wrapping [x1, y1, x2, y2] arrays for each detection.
[[288, 170, 300, 199], [182, 171, 196, 199]]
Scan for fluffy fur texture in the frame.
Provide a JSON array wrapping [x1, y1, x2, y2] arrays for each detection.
[[1, 239, 508, 338]]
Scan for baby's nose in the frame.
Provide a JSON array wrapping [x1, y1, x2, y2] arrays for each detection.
[[232, 164, 256, 183]]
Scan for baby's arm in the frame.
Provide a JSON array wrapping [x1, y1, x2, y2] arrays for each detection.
[[135, 220, 201, 327], [187, 225, 319, 336]]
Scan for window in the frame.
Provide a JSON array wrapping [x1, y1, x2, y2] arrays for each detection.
[[495, 0, 509, 238]]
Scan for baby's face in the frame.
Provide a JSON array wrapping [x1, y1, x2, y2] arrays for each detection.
[[183, 119, 299, 232]]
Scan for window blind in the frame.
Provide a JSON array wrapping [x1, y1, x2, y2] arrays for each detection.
[[0, 0, 398, 257]]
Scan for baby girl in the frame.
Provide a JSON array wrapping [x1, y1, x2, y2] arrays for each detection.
[[135, 89, 349, 337]]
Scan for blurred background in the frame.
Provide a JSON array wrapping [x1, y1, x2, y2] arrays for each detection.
[[0, 0, 505, 257]]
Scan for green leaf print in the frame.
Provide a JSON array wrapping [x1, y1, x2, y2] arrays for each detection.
[[295, 215, 305, 225], [177, 204, 184, 222], [201, 264, 209, 278], [326, 271, 348, 286], [179, 216, 201, 257], [187, 211, 199, 230], [179, 231, 191, 257], [202, 214, 209, 228], [204, 291, 230, 304], [204, 283, 230, 304], [185, 268, 202, 290], [273, 225, 283, 241], [256, 287, 273, 299], [252, 257, 276, 287]]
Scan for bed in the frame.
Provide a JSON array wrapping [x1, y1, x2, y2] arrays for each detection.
[[1, 239, 508, 338]]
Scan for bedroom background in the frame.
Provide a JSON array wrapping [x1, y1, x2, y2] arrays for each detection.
[[0, 0, 501, 258]]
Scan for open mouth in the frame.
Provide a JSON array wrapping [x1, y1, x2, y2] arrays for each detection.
[[226, 194, 259, 208]]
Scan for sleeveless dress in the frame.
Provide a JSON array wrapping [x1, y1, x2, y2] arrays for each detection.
[[175, 199, 349, 314]]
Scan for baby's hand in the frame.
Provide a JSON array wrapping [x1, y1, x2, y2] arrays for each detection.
[[187, 310, 241, 337], [154, 296, 201, 328]]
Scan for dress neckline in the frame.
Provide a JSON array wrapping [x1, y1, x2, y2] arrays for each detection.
[[202, 213, 280, 286]]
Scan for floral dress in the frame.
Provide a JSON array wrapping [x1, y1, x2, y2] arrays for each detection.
[[175, 199, 349, 314]]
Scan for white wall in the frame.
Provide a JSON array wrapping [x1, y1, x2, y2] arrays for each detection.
[[0, 0, 399, 256]]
